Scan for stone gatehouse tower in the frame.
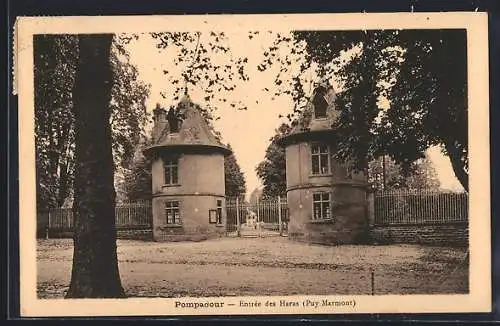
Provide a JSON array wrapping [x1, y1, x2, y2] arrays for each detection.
[[277, 82, 369, 245], [143, 95, 231, 241]]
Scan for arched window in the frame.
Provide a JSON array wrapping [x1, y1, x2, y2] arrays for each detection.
[[312, 86, 328, 119]]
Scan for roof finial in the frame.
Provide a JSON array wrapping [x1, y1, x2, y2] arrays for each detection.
[[183, 75, 188, 96]]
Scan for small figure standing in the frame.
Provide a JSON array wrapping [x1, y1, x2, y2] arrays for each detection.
[[245, 209, 257, 228]]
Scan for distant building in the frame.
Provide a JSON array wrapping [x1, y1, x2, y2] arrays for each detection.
[[143, 95, 231, 241], [277, 82, 369, 245]]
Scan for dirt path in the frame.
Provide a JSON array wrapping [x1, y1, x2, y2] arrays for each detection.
[[37, 237, 468, 298]]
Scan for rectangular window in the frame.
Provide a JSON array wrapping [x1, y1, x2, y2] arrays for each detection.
[[164, 157, 179, 185], [165, 200, 181, 224], [311, 144, 330, 175], [312, 192, 331, 220], [216, 200, 223, 224]]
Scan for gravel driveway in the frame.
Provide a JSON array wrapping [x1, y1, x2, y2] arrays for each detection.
[[37, 237, 468, 298]]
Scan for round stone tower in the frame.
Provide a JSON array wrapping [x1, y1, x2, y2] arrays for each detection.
[[277, 82, 369, 245], [143, 95, 231, 242]]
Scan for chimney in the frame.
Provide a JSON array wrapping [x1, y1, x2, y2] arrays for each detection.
[[153, 103, 167, 124], [152, 103, 167, 143]]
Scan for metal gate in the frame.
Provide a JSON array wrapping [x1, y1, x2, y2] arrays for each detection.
[[226, 197, 288, 237]]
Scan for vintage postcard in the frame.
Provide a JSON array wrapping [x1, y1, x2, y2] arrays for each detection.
[[15, 12, 490, 316]]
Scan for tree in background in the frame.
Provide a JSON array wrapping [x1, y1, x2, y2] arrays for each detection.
[[368, 155, 440, 192], [34, 35, 78, 210], [405, 157, 441, 191], [34, 34, 150, 211], [44, 32, 254, 298], [256, 121, 440, 195], [255, 123, 291, 198], [224, 143, 247, 198], [66, 34, 124, 298], [257, 29, 468, 191], [248, 187, 264, 206], [121, 136, 153, 202]]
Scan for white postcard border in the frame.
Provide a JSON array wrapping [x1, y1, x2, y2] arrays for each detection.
[[16, 12, 491, 316]]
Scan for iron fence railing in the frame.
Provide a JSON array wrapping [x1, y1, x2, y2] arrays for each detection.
[[373, 191, 468, 225], [40, 200, 152, 230]]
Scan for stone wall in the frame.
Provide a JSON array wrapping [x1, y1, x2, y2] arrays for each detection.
[[42, 227, 153, 241], [370, 222, 468, 247], [42, 223, 468, 246], [116, 227, 153, 241]]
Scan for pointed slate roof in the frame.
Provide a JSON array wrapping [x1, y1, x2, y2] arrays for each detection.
[[144, 95, 231, 156]]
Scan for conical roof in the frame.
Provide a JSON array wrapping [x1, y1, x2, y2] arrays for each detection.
[[144, 95, 231, 156], [278, 82, 341, 146]]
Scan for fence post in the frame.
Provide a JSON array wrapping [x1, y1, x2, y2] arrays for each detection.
[[370, 268, 375, 295], [46, 211, 51, 240], [367, 191, 375, 227], [257, 199, 261, 238], [236, 197, 241, 237], [278, 196, 283, 236]]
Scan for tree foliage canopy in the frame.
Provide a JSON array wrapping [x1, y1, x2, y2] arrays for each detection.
[[34, 34, 150, 209], [34, 35, 78, 210], [224, 144, 247, 198], [115, 33, 253, 201], [368, 156, 441, 192], [255, 123, 291, 198], [256, 122, 441, 196], [258, 29, 468, 191], [121, 136, 153, 202], [151, 31, 250, 115]]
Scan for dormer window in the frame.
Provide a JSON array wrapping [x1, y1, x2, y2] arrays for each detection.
[[312, 86, 328, 119], [167, 108, 180, 133]]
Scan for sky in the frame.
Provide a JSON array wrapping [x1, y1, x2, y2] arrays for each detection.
[[124, 32, 464, 198]]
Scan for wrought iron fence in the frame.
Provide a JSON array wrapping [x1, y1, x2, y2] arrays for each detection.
[[114, 200, 152, 227], [40, 200, 152, 230], [373, 190, 468, 225], [226, 197, 289, 237]]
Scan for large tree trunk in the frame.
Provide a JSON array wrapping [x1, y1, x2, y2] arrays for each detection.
[[444, 141, 468, 193], [66, 34, 125, 298]]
